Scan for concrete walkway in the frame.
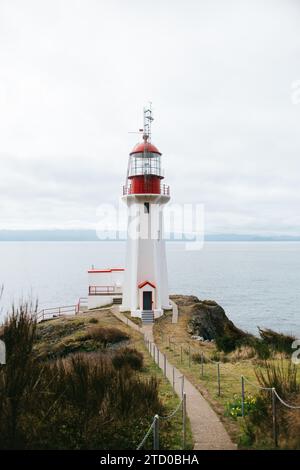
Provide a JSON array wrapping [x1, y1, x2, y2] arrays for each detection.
[[170, 299, 178, 324], [112, 307, 236, 450]]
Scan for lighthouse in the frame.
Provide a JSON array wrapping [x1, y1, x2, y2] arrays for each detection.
[[120, 107, 171, 321]]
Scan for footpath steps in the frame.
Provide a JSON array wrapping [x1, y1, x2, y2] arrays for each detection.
[[141, 310, 154, 324]]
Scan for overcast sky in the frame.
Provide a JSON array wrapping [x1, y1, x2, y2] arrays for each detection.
[[1, 0, 300, 235]]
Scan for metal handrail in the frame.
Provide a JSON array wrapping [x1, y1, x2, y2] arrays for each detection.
[[37, 304, 77, 322], [88, 285, 116, 295]]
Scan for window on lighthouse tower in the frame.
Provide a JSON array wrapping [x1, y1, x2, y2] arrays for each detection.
[[144, 202, 150, 214]]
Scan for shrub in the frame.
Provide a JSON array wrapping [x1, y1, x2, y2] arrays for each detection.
[[215, 334, 238, 353], [88, 317, 98, 324], [0, 308, 164, 450], [112, 347, 144, 371], [242, 361, 300, 448], [252, 339, 271, 360], [258, 328, 295, 355], [255, 359, 299, 397], [86, 326, 129, 347]]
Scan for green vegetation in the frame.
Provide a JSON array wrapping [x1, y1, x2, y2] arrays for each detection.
[[154, 301, 300, 449], [0, 304, 193, 450], [241, 360, 300, 448], [214, 323, 296, 360], [258, 328, 296, 355], [34, 312, 130, 359], [225, 394, 257, 419]]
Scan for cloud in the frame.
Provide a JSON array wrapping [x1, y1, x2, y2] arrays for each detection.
[[0, 0, 300, 234]]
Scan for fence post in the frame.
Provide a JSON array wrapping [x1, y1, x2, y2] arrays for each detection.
[[181, 375, 184, 398], [182, 392, 187, 450], [157, 346, 159, 366], [172, 367, 175, 389], [241, 376, 245, 417], [153, 415, 159, 450], [217, 363, 221, 396], [180, 346, 183, 363], [272, 388, 278, 448], [163, 353, 166, 376], [201, 353, 204, 378]]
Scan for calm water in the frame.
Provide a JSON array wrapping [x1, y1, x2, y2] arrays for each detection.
[[0, 241, 299, 336]]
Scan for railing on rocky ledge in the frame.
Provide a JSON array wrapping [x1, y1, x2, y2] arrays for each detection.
[[37, 304, 78, 323]]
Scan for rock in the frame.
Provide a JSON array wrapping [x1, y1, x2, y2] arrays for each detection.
[[185, 297, 248, 342], [191, 335, 204, 341], [170, 295, 200, 308]]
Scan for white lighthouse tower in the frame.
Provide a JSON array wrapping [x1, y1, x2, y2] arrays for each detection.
[[120, 107, 171, 322]]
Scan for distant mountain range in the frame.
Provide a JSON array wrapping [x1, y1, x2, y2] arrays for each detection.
[[0, 230, 300, 242]]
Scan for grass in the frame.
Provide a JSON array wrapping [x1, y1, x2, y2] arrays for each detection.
[[153, 304, 300, 448], [242, 361, 300, 448], [123, 311, 142, 327], [0, 305, 193, 450], [139, 343, 193, 450]]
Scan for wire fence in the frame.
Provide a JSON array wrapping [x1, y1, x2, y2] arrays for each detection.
[[136, 394, 186, 450], [135, 335, 188, 450], [159, 333, 300, 448]]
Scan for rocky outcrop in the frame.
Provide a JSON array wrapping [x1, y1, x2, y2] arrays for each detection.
[[171, 295, 248, 343]]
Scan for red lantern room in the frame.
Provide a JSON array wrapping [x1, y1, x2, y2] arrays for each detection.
[[126, 135, 163, 194], [123, 107, 170, 196]]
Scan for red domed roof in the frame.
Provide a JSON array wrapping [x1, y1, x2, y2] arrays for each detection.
[[130, 141, 161, 155]]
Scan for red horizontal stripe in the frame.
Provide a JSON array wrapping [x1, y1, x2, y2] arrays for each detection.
[[88, 268, 124, 273]]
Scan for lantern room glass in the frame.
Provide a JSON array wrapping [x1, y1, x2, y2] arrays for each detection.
[[128, 152, 162, 178]]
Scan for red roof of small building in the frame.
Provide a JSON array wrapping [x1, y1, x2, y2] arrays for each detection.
[[88, 268, 124, 273], [130, 142, 161, 155], [138, 280, 156, 289]]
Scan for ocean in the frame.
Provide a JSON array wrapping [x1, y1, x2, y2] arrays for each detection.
[[0, 241, 299, 336]]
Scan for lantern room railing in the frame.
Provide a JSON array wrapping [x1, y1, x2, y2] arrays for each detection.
[[122, 183, 170, 196]]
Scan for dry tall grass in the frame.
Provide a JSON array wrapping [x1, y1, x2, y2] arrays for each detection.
[[0, 306, 164, 449]]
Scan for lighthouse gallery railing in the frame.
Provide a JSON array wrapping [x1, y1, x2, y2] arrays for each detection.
[[122, 183, 170, 196]]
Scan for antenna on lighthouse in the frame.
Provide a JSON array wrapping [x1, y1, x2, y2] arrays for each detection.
[[143, 102, 154, 143]]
